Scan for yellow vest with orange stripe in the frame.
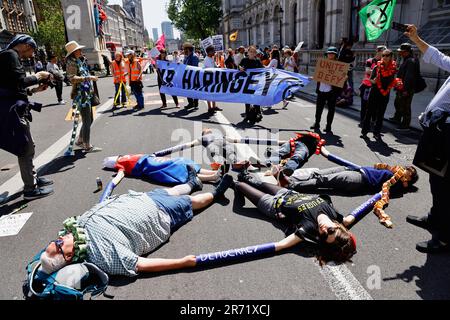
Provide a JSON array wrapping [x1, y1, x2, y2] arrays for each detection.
[[112, 60, 127, 84], [129, 59, 142, 82]]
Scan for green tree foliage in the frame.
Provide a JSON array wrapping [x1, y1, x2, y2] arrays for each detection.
[[167, 0, 222, 40], [32, 0, 66, 57]]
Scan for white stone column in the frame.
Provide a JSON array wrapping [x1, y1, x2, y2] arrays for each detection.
[[61, 0, 110, 69]]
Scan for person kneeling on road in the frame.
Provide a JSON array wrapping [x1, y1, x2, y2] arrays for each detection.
[[39, 169, 234, 276]]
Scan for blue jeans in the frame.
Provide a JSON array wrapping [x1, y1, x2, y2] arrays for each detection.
[[147, 189, 193, 230], [130, 81, 144, 108], [269, 141, 310, 173], [114, 83, 127, 105]]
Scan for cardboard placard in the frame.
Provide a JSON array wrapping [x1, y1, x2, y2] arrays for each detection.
[[313, 58, 350, 88], [201, 37, 214, 50], [0, 212, 33, 237], [212, 35, 224, 52], [149, 47, 161, 58]]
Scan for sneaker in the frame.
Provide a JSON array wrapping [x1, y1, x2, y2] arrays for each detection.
[[373, 133, 382, 140], [213, 174, 234, 198], [187, 165, 203, 193], [37, 177, 53, 187], [237, 171, 262, 187], [58, 100, 66, 105], [255, 113, 263, 123], [84, 146, 103, 153], [282, 167, 294, 177], [310, 123, 320, 130], [24, 186, 54, 200], [184, 104, 195, 110], [160, 104, 168, 109], [324, 126, 333, 134]]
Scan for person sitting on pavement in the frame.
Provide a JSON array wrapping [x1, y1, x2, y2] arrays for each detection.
[[38, 170, 234, 276], [234, 179, 357, 266], [336, 82, 354, 108], [240, 164, 418, 229]]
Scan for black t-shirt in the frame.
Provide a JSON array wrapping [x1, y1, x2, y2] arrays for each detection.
[[277, 192, 344, 244], [239, 57, 263, 70]]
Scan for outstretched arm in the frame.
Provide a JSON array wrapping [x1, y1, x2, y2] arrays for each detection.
[[274, 233, 302, 252], [136, 255, 196, 273]]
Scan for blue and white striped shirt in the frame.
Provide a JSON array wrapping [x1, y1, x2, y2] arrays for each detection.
[[420, 46, 450, 127]]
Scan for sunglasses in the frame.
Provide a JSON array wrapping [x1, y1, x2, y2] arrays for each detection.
[[52, 238, 69, 262]]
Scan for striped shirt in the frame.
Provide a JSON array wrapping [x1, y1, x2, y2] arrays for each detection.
[[420, 46, 450, 127], [77, 191, 171, 277]]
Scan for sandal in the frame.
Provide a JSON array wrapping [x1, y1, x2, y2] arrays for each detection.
[[84, 145, 103, 153]]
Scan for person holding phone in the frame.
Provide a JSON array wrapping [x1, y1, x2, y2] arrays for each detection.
[[403, 24, 450, 254]]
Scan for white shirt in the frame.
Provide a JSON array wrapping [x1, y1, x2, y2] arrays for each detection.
[[319, 82, 332, 93], [267, 59, 279, 69], [234, 53, 244, 67], [172, 56, 181, 64], [284, 56, 296, 72], [203, 56, 216, 69]]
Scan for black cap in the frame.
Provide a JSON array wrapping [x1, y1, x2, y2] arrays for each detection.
[[397, 43, 412, 52]]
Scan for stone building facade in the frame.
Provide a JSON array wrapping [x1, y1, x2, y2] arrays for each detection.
[[0, 0, 38, 47], [221, 0, 450, 79]]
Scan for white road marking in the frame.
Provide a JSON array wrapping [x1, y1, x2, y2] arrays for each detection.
[[213, 108, 373, 301], [0, 99, 114, 198]]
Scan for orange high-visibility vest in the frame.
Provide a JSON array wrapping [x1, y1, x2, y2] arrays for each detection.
[[129, 60, 142, 82], [112, 60, 127, 84]]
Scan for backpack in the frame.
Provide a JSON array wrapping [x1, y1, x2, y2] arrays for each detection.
[[23, 250, 109, 300], [414, 58, 427, 94]]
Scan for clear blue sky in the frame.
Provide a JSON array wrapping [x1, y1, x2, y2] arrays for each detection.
[[108, 0, 181, 40]]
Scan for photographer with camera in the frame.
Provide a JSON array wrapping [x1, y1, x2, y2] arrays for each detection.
[[0, 34, 54, 200], [47, 55, 65, 105]]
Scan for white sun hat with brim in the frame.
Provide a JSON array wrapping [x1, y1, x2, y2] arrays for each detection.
[[65, 41, 86, 58]]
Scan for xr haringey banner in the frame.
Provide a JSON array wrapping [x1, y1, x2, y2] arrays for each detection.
[[156, 61, 311, 106]]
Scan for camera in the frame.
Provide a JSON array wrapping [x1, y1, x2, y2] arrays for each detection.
[[39, 73, 57, 89]]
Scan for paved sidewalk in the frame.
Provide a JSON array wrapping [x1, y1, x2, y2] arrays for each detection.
[[297, 72, 437, 131]]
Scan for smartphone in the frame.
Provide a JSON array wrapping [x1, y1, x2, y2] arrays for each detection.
[[392, 22, 409, 32]]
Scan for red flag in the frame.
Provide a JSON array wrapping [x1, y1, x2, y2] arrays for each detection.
[[156, 33, 166, 51]]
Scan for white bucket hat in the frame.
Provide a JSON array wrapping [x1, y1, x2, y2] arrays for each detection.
[[65, 41, 86, 58]]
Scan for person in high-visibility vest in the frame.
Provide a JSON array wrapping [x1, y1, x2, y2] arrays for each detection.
[[111, 51, 128, 109], [126, 50, 145, 110]]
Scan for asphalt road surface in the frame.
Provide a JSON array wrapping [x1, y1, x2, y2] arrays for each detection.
[[1, 73, 449, 301]]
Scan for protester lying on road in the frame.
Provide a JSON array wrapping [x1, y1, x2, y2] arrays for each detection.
[[234, 179, 357, 266], [240, 164, 418, 230], [103, 154, 223, 184], [262, 131, 325, 178], [38, 172, 234, 276]]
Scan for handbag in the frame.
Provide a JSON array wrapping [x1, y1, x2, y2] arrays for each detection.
[[413, 121, 449, 178], [90, 81, 101, 107]]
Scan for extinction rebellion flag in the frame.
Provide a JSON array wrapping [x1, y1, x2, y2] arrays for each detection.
[[359, 0, 397, 41]]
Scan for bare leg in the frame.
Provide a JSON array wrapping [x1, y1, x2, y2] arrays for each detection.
[[257, 182, 285, 196], [166, 183, 192, 196], [199, 168, 218, 175], [198, 173, 220, 182], [190, 193, 214, 210]]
